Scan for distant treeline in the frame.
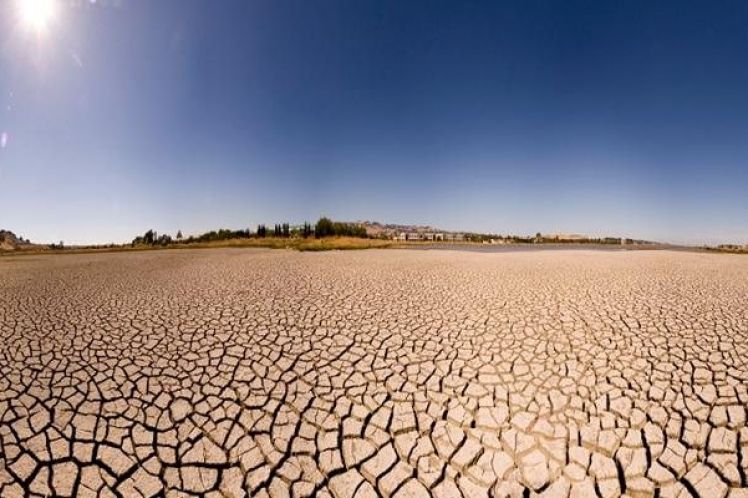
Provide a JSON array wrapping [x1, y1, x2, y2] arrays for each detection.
[[710, 244, 748, 254], [533, 234, 655, 245], [131, 217, 367, 247]]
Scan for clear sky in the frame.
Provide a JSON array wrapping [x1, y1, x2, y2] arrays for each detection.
[[1, 0, 747, 245]]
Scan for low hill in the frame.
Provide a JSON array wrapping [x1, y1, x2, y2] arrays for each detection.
[[356, 221, 444, 238], [0, 230, 34, 251]]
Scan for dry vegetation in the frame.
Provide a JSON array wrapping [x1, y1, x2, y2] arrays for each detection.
[[0, 236, 392, 257], [178, 236, 392, 251]]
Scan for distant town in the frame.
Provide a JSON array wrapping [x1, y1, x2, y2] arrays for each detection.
[[356, 221, 660, 246]]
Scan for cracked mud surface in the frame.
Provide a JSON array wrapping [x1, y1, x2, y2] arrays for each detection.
[[1, 248, 747, 498]]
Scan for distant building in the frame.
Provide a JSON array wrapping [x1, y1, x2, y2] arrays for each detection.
[[395, 231, 458, 242]]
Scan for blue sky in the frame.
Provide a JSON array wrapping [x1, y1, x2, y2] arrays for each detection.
[[1, 0, 747, 245]]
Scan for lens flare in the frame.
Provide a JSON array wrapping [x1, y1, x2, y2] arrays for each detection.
[[18, 0, 57, 33]]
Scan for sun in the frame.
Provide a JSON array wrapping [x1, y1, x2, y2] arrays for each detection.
[[18, 0, 57, 33]]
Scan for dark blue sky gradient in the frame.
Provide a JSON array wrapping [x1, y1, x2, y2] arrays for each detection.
[[1, 0, 747, 244]]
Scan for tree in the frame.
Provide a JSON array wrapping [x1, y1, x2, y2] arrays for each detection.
[[257, 224, 266, 238], [315, 217, 334, 238], [302, 222, 312, 238], [315, 217, 368, 238], [176, 230, 183, 240]]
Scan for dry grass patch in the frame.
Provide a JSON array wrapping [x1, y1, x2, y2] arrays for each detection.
[[1, 237, 392, 257]]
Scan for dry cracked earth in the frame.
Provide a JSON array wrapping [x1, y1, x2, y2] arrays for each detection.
[[1, 248, 747, 498]]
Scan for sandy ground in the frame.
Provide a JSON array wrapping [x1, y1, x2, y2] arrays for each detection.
[[1, 248, 747, 497]]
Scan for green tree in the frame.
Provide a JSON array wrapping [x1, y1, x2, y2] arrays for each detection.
[[315, 217, 334, 238]]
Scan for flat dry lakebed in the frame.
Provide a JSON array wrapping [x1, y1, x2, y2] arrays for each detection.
[[1, 249, 747, 497]]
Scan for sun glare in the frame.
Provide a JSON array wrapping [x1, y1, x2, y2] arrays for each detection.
[[18, 0, 57, 33]]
